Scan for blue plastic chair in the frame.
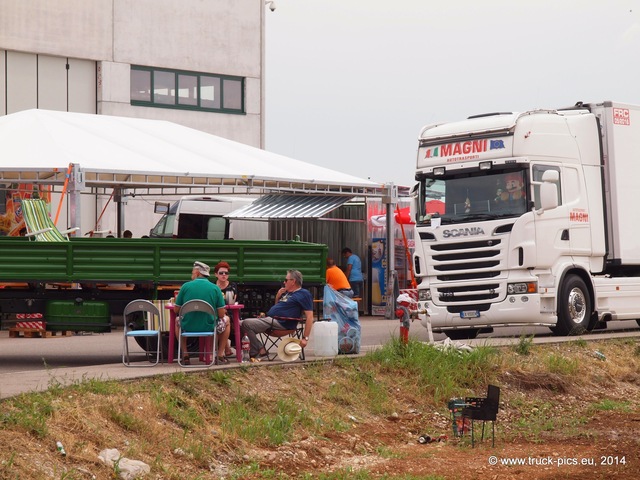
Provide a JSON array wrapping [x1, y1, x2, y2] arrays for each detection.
[[177, 299, 217, 367], [122, 299, 162, 367]]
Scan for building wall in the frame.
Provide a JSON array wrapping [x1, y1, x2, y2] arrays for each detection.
[[0, 0, 264, 235], [0, 51, 97, 115], [0, 0, 262, 146]]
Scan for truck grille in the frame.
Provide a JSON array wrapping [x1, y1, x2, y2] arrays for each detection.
[[427, 238, 504, 309]]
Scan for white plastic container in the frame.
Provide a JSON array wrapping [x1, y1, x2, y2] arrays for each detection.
[[310, 320, 338, 357]]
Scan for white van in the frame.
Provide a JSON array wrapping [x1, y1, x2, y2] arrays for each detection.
[[149, 195, 268, 240]]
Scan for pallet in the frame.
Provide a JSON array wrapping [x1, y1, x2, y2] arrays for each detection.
[[8, 328, 73, 339]]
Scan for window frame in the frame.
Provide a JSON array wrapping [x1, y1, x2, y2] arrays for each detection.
[[130, 65, 245, 115], [531, 164, 562, 209]]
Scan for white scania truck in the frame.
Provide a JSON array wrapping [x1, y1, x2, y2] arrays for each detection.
[[412, 101, 640, 338]]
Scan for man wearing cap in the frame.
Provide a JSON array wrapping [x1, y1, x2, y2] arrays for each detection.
[[174, 261, 226, 365], [241, 269, 313, 360]]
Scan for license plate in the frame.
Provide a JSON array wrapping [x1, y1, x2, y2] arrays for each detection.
[[460, 310, 480, 319]]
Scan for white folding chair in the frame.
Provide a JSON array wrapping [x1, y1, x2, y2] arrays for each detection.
[[122, 299, 162, 367], [177, 299, 217, 368]]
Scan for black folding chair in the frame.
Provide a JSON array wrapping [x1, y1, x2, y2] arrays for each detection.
[[258, 317, 305, 361], [462, 384, 500, 447]]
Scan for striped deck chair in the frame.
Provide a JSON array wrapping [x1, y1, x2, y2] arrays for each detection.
[[22, 199, 79, 241]]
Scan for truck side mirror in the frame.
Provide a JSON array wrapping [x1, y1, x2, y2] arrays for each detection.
[[537, 170, 559, 213], [154, 202, 170, 214]]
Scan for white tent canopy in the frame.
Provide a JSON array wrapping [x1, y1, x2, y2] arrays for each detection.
[[0, 109, 386, 197]]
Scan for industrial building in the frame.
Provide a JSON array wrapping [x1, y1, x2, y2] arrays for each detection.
[[0, 0, 265, 147]]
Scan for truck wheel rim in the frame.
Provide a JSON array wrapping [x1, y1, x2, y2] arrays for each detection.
[[568, 288, 586, 325]]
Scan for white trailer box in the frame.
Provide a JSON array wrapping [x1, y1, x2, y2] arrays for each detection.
[[588, 102, 640, 264]]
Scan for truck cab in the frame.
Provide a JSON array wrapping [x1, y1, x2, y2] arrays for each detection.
[[412, 106, 618, 338], [149, 195, 268, 240]]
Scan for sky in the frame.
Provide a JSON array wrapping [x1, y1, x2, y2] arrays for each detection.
[[265, 0, 640, 188]]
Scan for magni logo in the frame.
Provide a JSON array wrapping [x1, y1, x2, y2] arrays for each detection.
[[424, 139, 505, 158]]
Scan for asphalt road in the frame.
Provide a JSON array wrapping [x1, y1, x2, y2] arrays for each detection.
[[0, 316, 419, 373], [0, 316, 638, 399]]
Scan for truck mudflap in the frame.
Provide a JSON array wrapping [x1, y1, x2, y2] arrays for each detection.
[[419, 294, 551, 330]]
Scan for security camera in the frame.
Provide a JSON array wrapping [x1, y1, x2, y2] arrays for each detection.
[[266, 1, 276, 11]]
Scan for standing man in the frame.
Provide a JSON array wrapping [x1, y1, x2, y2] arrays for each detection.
[[174, 261, 226, 365], [241, 269, 313, 360], [342, 247, 364, 298], [326, 258, 353, 297]]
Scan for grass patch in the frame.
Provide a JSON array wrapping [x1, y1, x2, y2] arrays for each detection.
[[363, 338, 500, 403], [0, 393, 55, 437], [543, 353, 579, 375], [0, 338, 639, 478], [590, 399, 632, 412], [513, 335, 534, 355], [219, 395, 312, 447]]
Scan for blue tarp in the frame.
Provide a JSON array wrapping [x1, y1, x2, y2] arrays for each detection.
[[322, 285, 361, 354]]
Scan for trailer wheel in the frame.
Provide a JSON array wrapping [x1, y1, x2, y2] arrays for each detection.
[[555, 275, 591, 336], [445, 329, 479, 340]]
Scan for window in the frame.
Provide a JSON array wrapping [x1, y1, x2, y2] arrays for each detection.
[[153, 70, 175, 105], [532, 165, 562, 209], [200, 76, 220, 109], [416, 169, 531, 225], [130, 66, 244, 114], [206, 217, 228, 240], [131, 69, 151, 102], [178, 74, 198, 106], [222, 78, 242, 110]]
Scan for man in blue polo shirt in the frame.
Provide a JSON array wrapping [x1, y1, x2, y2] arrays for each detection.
[[240, 269, 313, 359], [342, 247, 364, 298]]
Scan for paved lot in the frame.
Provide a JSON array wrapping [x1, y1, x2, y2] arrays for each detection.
[[1, 316, 637, 399], [0, 316, 431, 399]]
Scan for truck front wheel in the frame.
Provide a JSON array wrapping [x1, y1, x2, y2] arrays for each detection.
[[555, 275, 591, 336]]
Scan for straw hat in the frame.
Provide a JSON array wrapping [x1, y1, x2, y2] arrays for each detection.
[[277, 337, 303, 362]]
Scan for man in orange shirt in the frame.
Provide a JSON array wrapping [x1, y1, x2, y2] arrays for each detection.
[[325, 258, 354, 297]]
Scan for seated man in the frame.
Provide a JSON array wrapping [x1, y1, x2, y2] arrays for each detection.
[[241, 269, 313, 360], [326, 258, 353, 297], [173, 261, 226, 365]]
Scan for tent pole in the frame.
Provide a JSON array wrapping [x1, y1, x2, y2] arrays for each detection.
[[67, 164, 83, 235], [383, 183, 397, 319], [53, 164, 73, 226]]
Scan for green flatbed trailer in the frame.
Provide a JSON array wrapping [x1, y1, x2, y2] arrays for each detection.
[[0, 236, 327, 319]]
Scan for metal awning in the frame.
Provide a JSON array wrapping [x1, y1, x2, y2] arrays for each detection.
[[225, 194, 353, 219]]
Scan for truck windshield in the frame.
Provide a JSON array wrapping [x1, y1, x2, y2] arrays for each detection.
[[149, 202, 178, 237], [417, 169, 528, 225]]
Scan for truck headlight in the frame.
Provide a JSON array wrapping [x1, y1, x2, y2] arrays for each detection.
[[418, 289, 431, 301], [507, 282, 537, 294]]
